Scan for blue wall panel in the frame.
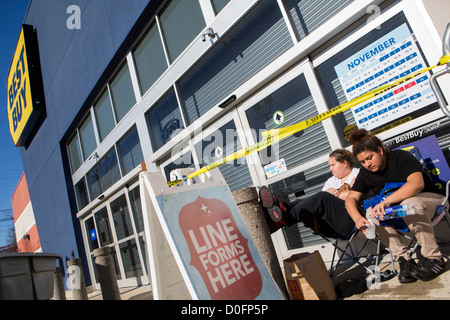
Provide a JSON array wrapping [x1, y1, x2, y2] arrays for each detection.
[[19, 0, 152, 286]]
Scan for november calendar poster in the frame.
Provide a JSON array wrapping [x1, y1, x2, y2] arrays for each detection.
[[335, 24, 436, 131]]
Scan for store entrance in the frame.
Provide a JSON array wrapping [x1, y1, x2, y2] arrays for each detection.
[[82, 180, 149, 288]]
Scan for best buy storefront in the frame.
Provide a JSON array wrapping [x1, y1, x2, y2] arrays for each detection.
[[14, 0, 450, 290]]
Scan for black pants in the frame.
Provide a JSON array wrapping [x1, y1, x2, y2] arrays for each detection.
[[284, 191, 355, 239]]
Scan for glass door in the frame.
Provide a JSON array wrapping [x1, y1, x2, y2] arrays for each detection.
[[82, 183, 149, 288]]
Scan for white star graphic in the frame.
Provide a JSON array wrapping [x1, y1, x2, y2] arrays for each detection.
[[201, 204, 211, 215]]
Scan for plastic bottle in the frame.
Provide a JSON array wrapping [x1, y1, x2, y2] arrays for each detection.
[[380, 203, 417, 220], [365, 219, 376, 239]]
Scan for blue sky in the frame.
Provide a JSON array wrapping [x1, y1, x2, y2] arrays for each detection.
[[0, 1, 30, 247]]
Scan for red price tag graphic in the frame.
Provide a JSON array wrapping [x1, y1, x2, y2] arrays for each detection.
[[179, 196, 262, 299]]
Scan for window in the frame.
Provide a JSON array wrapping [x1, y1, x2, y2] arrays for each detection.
[[110, 194, 133, 241], [314, 13, 438, 146], [211, 0, 230, 14], [117, 127, 144, 176], [79, 114, 97, 161], [94, 90, 115, 142], [269, 165, 330, 250], [283, 0, 354, 41], [110, 63, 136, 123], [75, 178, 89, 211], [129, 186, 144, 233], [94, 207, 113, 246], [85, 217, 99, 252], [119, 239, 144, 278], [133, 22, 168, 94], [163, 150, 195, 182], [194, 120, 252, 191], [68, 133, 82, 173], [246, 73, 330, 170], [179, 0, 293, 123], [147, 89, 184, 151], [159, 0, 206, 62], [87, 148, 121, 199]]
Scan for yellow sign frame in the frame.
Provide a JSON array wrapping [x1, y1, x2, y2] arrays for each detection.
[[7, 24, 45, 147]]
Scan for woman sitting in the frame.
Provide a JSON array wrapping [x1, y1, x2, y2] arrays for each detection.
[[345, 128, 447, 283], [260, 149, 359, 239]]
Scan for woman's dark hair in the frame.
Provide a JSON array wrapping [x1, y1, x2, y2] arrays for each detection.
[[329, 148, 355, 168], [348, 128, 387, 157]]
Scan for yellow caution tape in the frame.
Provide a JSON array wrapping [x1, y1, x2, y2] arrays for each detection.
[[168, 53, 450, 187]]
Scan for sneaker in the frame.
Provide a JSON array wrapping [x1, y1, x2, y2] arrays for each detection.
[[411, 257, 446, 282], [259, 186, 283, 223], [397, 257, 417, 283]]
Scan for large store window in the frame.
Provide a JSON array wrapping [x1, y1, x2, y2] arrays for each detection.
[[211, 0, 230, 15], [68, 133, 83, 173], [75, 128, 144, 210], [110, 63, 136, 123], [133, 22, 168, 94], [269, 163, 331, 249], [79, 115, 97, 162], [178, 0, 293, 124], [94, 63, 137, 142], [315, 13, 438, 146], [117, 127, 144, 176], [159, 0, 206, 62], [246, 73, 331, 170], [283, 0, 354, 41], [94, 90, 115, 142], [162, 149, 195, 182], [87, 148, 122, 200], [193, 118, 253, 191], [147, 89, 184, 151]]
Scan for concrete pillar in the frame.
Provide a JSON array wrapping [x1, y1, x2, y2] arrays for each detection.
[[52, 266, 66, 300], [66, 258, 88, 300], [232, 187, 289, 299], [93, 247, 121, 300]]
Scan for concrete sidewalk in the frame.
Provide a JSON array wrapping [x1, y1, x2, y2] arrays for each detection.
[[81, 245, 450, 301], [333, 253, 450, 300], [83, 256, 449, 300], [86, 284, 153, 300]]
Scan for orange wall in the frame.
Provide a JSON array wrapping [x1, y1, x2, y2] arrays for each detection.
[[11, 173, 31, 223], [17, 224, 41, 253], [11, 173, 41, 252]]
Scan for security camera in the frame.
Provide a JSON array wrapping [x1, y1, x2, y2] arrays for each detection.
[[202, 28, 216, 42]]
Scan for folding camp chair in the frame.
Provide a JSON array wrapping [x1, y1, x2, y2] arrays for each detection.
[[401, 147, 450, 260], [318, 228, 374, 277], [312, 220, 396, 278], [401, 179, 450, 260]]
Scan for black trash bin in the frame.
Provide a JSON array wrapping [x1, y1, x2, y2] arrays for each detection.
[[0, 252, 61, 300]]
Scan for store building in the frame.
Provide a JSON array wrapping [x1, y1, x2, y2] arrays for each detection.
[[10, 0, 450, 290], [11, 173, 41, 253]]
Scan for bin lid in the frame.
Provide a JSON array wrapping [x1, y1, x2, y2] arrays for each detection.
[[0, 252, 61, 259]]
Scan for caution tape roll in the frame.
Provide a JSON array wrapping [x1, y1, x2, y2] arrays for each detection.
[[168, 53, 450, 187]]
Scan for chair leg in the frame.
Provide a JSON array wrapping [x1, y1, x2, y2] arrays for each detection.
[[322, 232, 375, 277]]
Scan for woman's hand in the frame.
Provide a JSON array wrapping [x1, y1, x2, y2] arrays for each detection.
[[325, 188, 340, 197], [355, 216, 370, 234], [370, 200, 391, 219]]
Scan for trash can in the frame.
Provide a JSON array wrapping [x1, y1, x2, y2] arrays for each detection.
[[0, 252, 61, 300]]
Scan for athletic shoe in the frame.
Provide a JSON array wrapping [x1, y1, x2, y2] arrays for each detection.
[[259, 186, 283, 222], [411, 257, 446, 282], [397, 257, 417, 283]]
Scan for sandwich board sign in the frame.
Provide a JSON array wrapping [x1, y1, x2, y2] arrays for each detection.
[[139, 168, 284, 300]]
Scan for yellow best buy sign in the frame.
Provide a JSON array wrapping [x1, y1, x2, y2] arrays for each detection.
[[7, 24, 45, 147]]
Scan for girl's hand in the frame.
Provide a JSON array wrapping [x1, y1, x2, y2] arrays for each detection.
[[371, 200, 391, 220], [325, 188, 340, 197], [355, 216, 370, 234]]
